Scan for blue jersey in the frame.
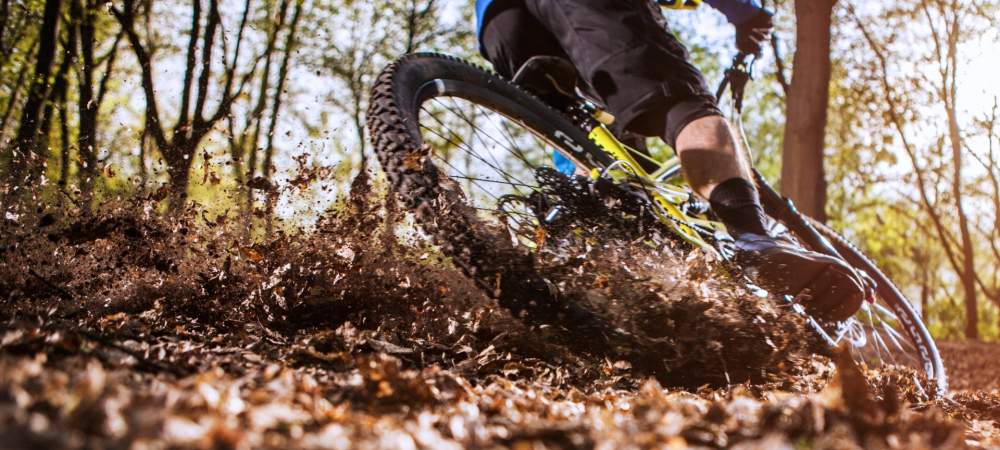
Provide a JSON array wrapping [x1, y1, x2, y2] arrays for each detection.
[[475, 0, 764, 37]]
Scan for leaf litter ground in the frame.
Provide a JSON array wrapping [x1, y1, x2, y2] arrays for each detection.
[[0, 173, 998, 449]]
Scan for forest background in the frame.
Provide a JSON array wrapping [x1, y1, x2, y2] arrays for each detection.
[[1, 0, 999, 341]]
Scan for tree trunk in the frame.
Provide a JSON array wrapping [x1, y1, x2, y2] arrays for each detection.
[[165, 142, 195, 212], [913, 246, 930, 323], [244, 0, 290, 216], [943, 29, 978, 340], [0, 0, 8, 55], [0, 64, 28, 142], [949, 110, 978, 339], [58, 87, 70, 189], [263, 0, 303, 234], [9, 0, 62, 185], [780, 0, 835, 222], [76, 0, 99, 202], [138, 127, 149, 187], [37, 5, 79, 183]]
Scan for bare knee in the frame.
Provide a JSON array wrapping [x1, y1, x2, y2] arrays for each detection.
[[675, 115, 736, 155]]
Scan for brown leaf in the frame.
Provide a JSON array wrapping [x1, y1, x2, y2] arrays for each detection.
[[241, 247, 264, 262]]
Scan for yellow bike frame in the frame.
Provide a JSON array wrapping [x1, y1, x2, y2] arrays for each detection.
[[585, 123, 727, 257], [657, 0, 703, 11]]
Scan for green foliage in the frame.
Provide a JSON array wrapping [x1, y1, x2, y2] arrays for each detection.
[[823, 0, 1000, 340]]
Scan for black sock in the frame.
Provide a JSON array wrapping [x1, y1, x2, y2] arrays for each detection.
[[708, 177, 770, 237]]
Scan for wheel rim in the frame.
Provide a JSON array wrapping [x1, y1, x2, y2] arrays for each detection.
[[834, 295, 942, 396]]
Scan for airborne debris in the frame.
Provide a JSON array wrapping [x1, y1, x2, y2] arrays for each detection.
[[0, 187, 994, 449]]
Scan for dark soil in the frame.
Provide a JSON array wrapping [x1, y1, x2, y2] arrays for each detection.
[[0, 177, 996, 449]]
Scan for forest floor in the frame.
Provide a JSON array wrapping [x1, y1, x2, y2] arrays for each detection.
[[1, 177, 999, 449]]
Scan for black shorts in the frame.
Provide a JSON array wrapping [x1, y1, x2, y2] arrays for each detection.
[[480, 0, 722, 146]]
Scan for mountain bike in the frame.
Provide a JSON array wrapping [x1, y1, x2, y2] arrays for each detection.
[[366, 52, 947, 397]]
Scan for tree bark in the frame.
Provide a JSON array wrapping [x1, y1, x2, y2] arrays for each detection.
[[0, 0, 9, 62], [76, 0, 100, 201], [0, 63, 29, 141], [225, 0, 252, 191], [780, 0, 835, 222], [244, 0, 290, 216], [165, 141, 195, 212], [9, 0, 62, 186], [58, 86, 70, 189]]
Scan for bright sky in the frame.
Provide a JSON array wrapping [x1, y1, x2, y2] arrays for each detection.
[[958, 28, 1000, 119]]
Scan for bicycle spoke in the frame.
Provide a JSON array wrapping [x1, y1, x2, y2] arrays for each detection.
[[871, 301, 899, 321], [417, 130, 513, 208], [879, 320, 913, 350], [447, 174, 537, 188], [494, 110, 543, 166], [872, 326, 898, 365], [446, 98, 539, 170], [415, 95, 561, 237], [432, 98, 532, 180], [421, 106, 535, 191], [432, 154, 507, 203], [881, 322, 919, 366], [452, 102, 537, 188], [420, 120, 531, 193]]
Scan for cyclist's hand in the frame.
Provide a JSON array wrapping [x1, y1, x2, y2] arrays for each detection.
[[735, 9, 774, 56]]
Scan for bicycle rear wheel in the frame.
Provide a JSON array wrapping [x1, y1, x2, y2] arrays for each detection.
[[367, 52, 614, 316]]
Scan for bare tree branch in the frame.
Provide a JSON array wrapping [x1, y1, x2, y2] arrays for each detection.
[[110, 0, 167, 150], [192, 0, 220, 131], [177, 0, 202, 132]]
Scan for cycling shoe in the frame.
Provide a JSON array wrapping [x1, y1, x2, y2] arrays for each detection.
[[734, 232, 865, 322]]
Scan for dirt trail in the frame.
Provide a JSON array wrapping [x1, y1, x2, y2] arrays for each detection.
[[939, 341, 1000, 392], [0, 181, 997, 448]]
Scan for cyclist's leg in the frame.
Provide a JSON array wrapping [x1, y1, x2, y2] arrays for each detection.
[[481, 3, 587, 175], [480, 1, 568, 80], [519, 0, 713, 137], [481, 0, 656, 171]]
